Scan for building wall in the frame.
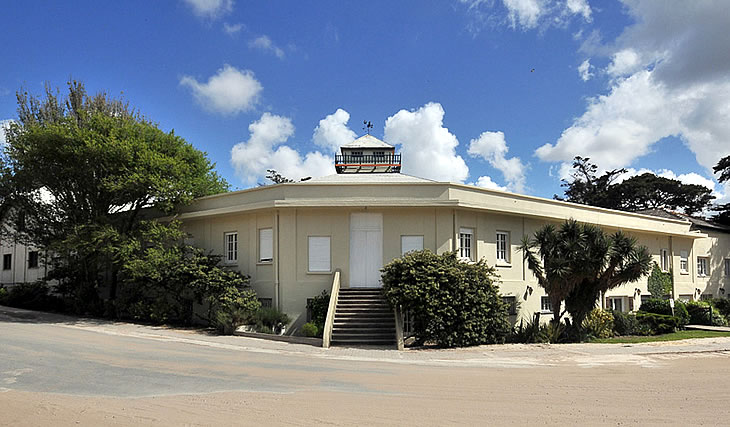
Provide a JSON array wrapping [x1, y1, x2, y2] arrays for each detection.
[[0, 236, 46, 286]]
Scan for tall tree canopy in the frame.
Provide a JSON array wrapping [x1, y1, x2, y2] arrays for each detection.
[[1, 81, 229, 307], [712, 155, 730, 225], [557, 157, 714, 215]]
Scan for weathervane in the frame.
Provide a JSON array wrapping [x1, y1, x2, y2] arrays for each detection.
[[362, 120, 373, 135]]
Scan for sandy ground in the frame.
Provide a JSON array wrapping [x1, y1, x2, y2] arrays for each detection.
[[2, 306, 730, 426]]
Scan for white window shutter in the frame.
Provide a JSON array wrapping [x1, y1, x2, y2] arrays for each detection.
[[308, 236, 331, 272], [259, 228, 273, 262], [401, 235, 424, 255]]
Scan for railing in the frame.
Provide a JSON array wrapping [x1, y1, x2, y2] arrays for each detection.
[[322, 269, 341, 348], [335, 154, 401, 165]]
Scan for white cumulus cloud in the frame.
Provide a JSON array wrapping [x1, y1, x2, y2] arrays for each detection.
[[230, 113, 333, 185], [538, 1, 730, 186], [312, 109, 357, 153], [223, 22, 243, 36], [180, 64, 262, 115], [473, 176, 509, 191], [249, 35, 285, 59], [578, 59, 594, 81], [384, 102, 469, 183], [460, 0, 592, 32], [503, 0, 543, 29], [467, 131, 527, 193], [182, 0, 233, 19]]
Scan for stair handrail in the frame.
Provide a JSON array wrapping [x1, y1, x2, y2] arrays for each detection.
[[322, 269, 341, 348]]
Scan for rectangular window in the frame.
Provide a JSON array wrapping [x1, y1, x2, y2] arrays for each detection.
[[680, 250, 688, 273], [224, 232, 238, 263], [3, 254, 11, 270], [700, 294, 713, 301], [28, 251, 39, 269], [678, 294, 693, 302], [496, 231, 509, 263], [660, 249, 670, 272], [540, 296, 552, 312], [258, 298, 273, 309], [502, 296, 517, 315], [459, 228, 473, 260], [610, 297, 624, 312], [697, 257, 708, 277], [259, 228, 273, 262], [308, 236, 331, 272], [401, 235, 424, 255], [725, 259, 730, 277]]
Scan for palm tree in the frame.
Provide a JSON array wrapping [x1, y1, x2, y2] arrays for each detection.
[[522, 220, 652, 334]]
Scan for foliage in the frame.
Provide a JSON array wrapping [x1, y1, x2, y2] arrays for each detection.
[[647, 263, 672, 299], [507, 314, 566, 344], [610, 310, 640, 336], [673, 300, 690, 326], [639, 298, 672, 316], [306, 290, 330, 337], [381, 250, 510, 347], [300, 322, 319, 338], [685, 301, 728, 326], [521, 219, 652, 333], [711, 298, 730, 317], [253, 307, 291, 334], [265, 169, 295, 184], [2, 80, 228, 308], [557, 157, 715, 215], [0, 281, 64, 312], [582, 308, 614, 339], [635, 312, 680, 334]]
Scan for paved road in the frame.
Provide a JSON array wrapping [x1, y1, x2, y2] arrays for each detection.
[[2, 305, 730, 426]]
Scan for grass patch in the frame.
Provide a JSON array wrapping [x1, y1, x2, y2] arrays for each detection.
[[590, 330, 730, 344]]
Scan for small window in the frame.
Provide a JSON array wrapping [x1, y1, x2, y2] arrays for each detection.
[[459, 228, 473, 261], [401, 235, 424, 255], [224, 232, 238, 263], [700, 294, 713, 301], [660, 249, 670, 272], [374, 151, 385, 158], [496, 231, 509, 263], [502, 296, 517, 315], [680, 251, 688, 273], [308, 236, 331, 272], [609, 297, 623, 312], [3, 254, 11, 270], [28, 251, 39, 269], [540, 296, 552, 312], [678, 294, 693, 302], [259, 228, 273, 262], [697, 257, 708, 277], [725, 259, 730, 277], [351, 151, 363, 157], [258, 298, 273, 309]]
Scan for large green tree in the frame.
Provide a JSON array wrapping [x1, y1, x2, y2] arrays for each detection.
[[557, 157, 714, 215], [712, 155, 730, 225], [2, 81, 228, 308], [521, 220, 652, 334]]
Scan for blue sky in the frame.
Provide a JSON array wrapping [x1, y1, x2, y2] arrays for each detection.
[[2, 0, 729, 201]]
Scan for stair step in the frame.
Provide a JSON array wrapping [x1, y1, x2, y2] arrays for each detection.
[[334, 321, 395, 327], [332, 333, 395, 339], [331, 339, 396, 345], [335, 307, 391, 312]]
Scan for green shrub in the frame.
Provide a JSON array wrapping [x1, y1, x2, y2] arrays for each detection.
[[254, 307, 291, 334], [306, 290, 330, 337], [647, 262, 672, 299], [685, 301, 727, 326], [636, 311, 680, 334], [611, 310, 639, 336], [673, 300, 690, 326], [639, 298, 672, 316], [0, 286, 8, 305], [710, 298, 730, 317], [381, 250, 510, 347], [1, 282, 65, 312], [211, 287, 261, 335], [300, 322, 319, 337], [508, 314, 566, 344], [582, 308, 614, 339]]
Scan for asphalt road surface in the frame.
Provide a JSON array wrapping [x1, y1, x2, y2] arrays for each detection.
[[2, 305, 730, 426]]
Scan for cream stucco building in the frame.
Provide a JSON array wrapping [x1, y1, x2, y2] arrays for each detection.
[[170, 135, 730, 331]]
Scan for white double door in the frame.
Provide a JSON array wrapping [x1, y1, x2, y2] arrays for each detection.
[[349, 213, 383, 288]]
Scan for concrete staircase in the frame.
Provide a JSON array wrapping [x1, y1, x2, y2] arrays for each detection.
[[331, 288, 396, 346]]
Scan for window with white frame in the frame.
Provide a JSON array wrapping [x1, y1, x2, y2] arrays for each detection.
[[540, 296, 552, 312], [401, 235, 424, 255], [224, 232, 238, 263], [725, 258, 730, 277], [660, 249, 670, 272], [502, 296, 517, 315], [680, 250, 688, 273], [496, 231, 509, 263], [459, 228, 473, 260], [259, 228, 273, 262], [308, 236, 331, 272], [697, 257, 708, 277], [609, 297, 624, 312]]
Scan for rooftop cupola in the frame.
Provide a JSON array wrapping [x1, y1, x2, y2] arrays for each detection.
[[335, 134, 401, 174]]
